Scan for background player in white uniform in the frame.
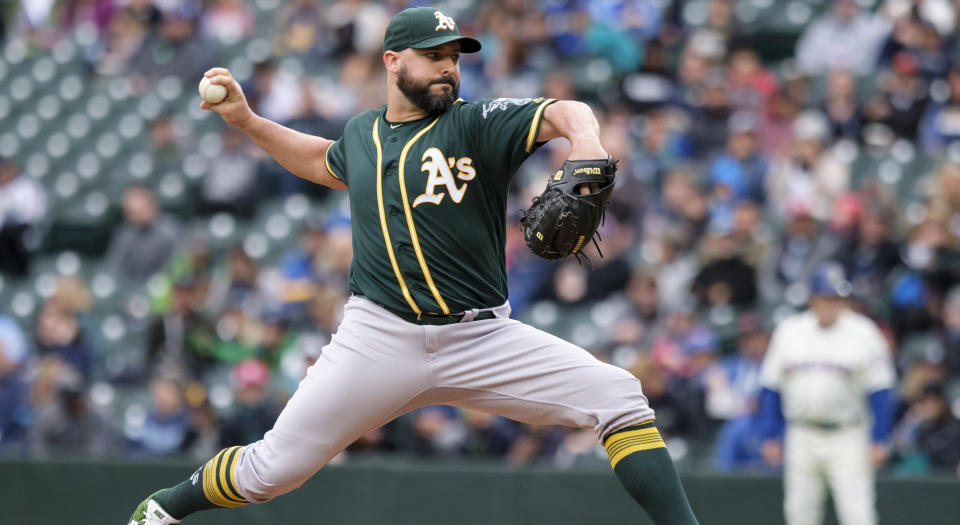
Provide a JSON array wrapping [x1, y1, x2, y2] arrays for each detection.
[[127, 7, 700, 525], [758, 261, 896, 525]]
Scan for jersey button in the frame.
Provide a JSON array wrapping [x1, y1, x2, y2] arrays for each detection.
[[389, 205, 401, 216], [388, 136, 399, 143]]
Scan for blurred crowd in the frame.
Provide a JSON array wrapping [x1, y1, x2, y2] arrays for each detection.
[[2, 0, 960, 477]]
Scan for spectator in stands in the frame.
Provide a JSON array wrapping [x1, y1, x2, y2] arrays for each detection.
[[795, 0, 892, 75], [766, 110, 850, 224], [692, 219, 758, 309], [610, 268, 661, 349], [941, 285, 960, 379], [207, 245, 267, 317], [124, 0, 161, 29], [89, 4, 149, 77], [706, 110, 768, 210], [59, 0, 116, 37], [409, 405, 468, 459], [536, 220, 632, 307], [908, 383, 960, 475], [701, 0, 745, 46], [758, 88, 803, 157], [879, 11, 951, 80], [256, 310, 298, 369], [689, 70, 733, 158], [860, 54, 930, 143], [146, 276, 217, 381], [651, 305, 718, 384], [0, 159, 47, 277], [199, 127, 259, 217], [889, 218, 958, 342], [833, 204, 901, 304], [707, 313, 769, 472], [647, 167, 709, 247], [927, 162, 960, 239], [631, 355, 706, 439], [148, 114, 192, 175], [758, 206, 837, 303], [503, 424, 567, 466], [0, 315, 31, 451], [278, 293, 334, 393], [246, 60, 306, 125], [29, 357, 113, 457], [679, 325, 720, 388], [272, 0, 324, 56], [105, 185, 179, 282], [200, 0, 254, 46], [919, 65, 960, 155], [127, 6, 211, 92], [273, 219, 327, 318], [821, 69, 862, 141], [461, 409, 524, 460], [219, 359, 280, 447], [726, 48, 778, 114], [127, 375, 193, 457], [34, 299, 94, 379], [729, 200, 770, 267], [629, 106, 694, 192]]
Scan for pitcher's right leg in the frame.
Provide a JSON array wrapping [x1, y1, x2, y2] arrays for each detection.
[[127, 297, 433, 524]]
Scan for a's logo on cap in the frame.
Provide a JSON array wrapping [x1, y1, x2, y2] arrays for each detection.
[[434, 10, 456, 31]]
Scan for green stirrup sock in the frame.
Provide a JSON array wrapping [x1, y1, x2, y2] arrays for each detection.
[[153, 446, 250, 519], [604, 422, 700, 525]]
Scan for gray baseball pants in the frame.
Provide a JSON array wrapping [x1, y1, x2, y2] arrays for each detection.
[[234, 295, 655, 502]]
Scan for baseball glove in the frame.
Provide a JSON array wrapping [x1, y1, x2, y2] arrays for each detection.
[[519, 156, 616, 261]]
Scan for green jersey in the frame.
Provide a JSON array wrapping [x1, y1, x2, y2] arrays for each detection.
[[324, 97, 557, 317]]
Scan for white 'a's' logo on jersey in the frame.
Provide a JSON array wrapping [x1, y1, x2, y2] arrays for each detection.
[[434, 11, 457, 31], [413, 147, 475, 208]]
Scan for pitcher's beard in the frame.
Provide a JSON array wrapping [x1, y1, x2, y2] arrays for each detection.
[[397, 65, 459, 116]]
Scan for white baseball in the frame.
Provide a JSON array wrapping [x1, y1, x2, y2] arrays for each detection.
[[198, 76, 227, 104]]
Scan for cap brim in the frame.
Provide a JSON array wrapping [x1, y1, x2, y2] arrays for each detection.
[[410, 35, 482, 53]]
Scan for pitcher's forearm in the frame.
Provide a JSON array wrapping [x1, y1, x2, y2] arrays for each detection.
[[239, 114, 339, 188]]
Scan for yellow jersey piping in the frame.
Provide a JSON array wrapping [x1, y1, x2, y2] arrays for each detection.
[[525, 98, 556, 153], [373, 118, 420, 314], [397, 117, 450, 314], [323, 144, 343, 181]]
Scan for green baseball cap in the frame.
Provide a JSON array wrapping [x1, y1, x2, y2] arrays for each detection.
[[382, 7, 482, 54]]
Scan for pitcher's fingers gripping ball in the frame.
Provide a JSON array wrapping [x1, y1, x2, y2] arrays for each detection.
[[519, 156, 617, 260], [198, 76, 227, 104], [196, 69, 254, 128]]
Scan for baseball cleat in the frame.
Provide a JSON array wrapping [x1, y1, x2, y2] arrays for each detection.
[[128, 492, 181, 525]]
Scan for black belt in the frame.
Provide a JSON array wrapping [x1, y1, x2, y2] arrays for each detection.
[[793, 420, 861, 431], [389, 308, 497, 326]]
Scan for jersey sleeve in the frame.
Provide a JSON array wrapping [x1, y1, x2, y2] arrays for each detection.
[[863, 323, 896, 393], [759, 322, 787, 390], [467, 97, 557, 183], [324, 136, 346, 185]]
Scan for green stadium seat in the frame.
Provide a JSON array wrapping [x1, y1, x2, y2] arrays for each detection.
[[16, 113, 42, 141], [0, 132, 19, 158], [46, 132, 72, 160], [25, 152, 51, 180]]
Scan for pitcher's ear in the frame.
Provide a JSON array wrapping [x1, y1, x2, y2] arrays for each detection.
[[384, 50, 402, 74]]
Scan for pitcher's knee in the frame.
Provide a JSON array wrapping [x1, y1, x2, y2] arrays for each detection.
[[593, 371, 656, 440], [233, 434, 333, 503]]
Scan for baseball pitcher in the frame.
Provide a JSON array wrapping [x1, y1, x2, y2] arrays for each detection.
[[758, 261, 896, 525], [127, 7, 699, 525]]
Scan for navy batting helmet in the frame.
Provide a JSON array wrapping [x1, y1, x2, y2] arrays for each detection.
[[809, 261, 852, 298]]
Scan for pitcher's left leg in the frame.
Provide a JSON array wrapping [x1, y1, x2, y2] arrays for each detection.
[[432, 318, 699, 525]]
